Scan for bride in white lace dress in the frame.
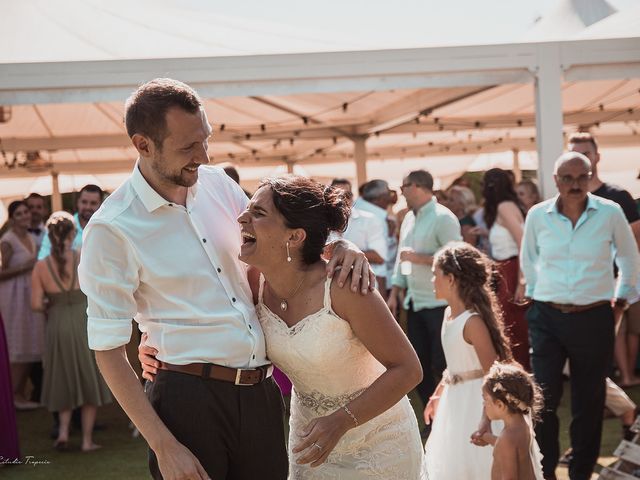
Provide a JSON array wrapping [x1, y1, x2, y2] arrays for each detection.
[[240, 176, 423, 479]]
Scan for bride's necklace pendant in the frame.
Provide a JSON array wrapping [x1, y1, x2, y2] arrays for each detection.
[[280, 300, 288, 311]]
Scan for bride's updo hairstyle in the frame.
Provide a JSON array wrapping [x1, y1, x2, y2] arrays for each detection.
[[259, 176, 350, 265], [434, 242, 513, 362]]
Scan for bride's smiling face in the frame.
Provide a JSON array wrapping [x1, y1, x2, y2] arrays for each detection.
[[237, 186, 290, 267]]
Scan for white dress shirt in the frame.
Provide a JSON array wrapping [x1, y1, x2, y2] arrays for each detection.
[[342, 207, 389, 278], [79, 164, 267, 367], [353, 198, 390, 278]]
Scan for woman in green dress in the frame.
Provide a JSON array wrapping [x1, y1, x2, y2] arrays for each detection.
[[31, 211, 111, 451]]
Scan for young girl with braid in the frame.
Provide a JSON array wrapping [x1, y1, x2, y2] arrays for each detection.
[[422, 242, 513, 480], [482, 362, 544, 480], [31, 211, 111, 451]]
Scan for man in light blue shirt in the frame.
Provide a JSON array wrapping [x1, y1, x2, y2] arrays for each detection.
[[521, 152, 639, 480], [38, 185, 103, 259], [387, 170, 461, 409]]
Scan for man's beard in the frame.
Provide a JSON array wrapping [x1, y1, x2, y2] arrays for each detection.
[[153, 155, 198, 188]]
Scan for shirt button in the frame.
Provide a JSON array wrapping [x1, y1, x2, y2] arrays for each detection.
[[168, 203, 173, 207], [217, 267, 222, 273], [202, 238, 207, 243], [252, 355, 256, 359], [232, 297, 236, 302], [249, 325, 252, 329]]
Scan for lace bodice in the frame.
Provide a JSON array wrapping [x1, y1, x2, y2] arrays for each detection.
[[257, 275, 384, 400]]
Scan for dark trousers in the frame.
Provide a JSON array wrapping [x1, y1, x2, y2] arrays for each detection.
[[407, 305, 447, 405], [527, 301, 614, 480], [146, 370, 288, 480]]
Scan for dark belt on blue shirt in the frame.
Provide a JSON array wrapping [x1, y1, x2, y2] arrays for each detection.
[[541, 300, 610, 314]]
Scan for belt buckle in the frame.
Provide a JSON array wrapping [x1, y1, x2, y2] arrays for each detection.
[[235, 368, 254, 386]]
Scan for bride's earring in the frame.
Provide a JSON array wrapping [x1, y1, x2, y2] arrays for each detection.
[[286, 241, 292, 262]]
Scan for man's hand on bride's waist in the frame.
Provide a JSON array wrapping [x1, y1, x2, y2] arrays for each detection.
[[139, 333, 160, 382]]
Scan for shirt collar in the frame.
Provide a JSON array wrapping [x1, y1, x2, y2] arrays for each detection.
[[357, 198, 387, 218], [130, 162, 175, 213], [547, 193, 599, 214], [73, 212, 83, 232], [415, 197, 437, 216]]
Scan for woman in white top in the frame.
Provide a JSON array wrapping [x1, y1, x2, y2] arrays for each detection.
[[482, 168, 530, 370]]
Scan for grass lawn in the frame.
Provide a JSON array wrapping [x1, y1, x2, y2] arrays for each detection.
[[3, 383, 639, 479]]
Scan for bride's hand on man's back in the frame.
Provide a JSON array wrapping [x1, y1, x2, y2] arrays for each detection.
[[138, 333, 160, 382]]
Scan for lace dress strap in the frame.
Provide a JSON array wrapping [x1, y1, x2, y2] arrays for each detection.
[[322, 275, 333, 311], [258, 273, 266, 305]]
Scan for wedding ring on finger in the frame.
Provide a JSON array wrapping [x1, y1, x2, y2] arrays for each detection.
[[312, 442, 322, 451]]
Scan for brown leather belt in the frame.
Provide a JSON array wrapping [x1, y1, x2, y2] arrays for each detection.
[[158, 362, 271, 386], [542, 300, 610, 314]]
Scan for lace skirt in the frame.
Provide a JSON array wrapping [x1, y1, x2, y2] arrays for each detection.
[[288, 389, 423, 479]]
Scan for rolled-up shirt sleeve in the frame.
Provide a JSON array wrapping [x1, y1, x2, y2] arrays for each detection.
[[520, 211, 539, 298], [612, 206, 640, 300], [79, 222, 139, 351]]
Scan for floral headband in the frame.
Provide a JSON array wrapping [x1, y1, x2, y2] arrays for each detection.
[[492, 382, 528, 412]]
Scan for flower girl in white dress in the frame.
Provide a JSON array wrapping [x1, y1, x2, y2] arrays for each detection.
[[422, 242, 514, 480]]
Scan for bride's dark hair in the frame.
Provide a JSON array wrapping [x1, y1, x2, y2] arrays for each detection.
[[259, 176, 350, 265], [434, 242, 513, 362]]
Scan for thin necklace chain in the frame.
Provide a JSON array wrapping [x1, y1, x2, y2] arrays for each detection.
[[267, 271, 307, 311]]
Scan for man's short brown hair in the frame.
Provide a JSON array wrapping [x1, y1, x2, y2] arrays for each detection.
[[568, 131, 598, 152], [124, 78, 202, 148]]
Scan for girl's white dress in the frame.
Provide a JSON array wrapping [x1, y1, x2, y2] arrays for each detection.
[[422, 308, 501, 480], [257, 275, 423, 479]]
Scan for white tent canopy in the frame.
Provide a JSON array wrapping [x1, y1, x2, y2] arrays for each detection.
[[1, 0, 639, 212]]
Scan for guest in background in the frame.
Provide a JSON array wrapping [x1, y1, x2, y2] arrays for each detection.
[[24, 193, 48, 404], [388, 170, 462, 411], [446, 185, 479, 246], [25, 193, 48, 253], [38, 184, 103, 260], [482, 168, 530, 371], [331, 178, 389, 297], [0, 311, 20, 460], [521, 152, 639, 480], [31, 211, 111, 451], [0, 201, 44, 410], [516, 180, 541, 214], [355, 180, 394, 295]]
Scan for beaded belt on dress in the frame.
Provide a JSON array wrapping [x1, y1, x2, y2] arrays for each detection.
[[442, 368, 484, 385], [294, 388, 366, 415]]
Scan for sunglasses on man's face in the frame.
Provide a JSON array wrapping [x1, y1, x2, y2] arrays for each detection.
[[557, 174, 591, 186]]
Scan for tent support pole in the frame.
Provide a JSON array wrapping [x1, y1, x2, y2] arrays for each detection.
[[353, 135, 368, 188], [534, 44, 564, 199], [51, 171, 62, 211], [512, 149, 522, 183]]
